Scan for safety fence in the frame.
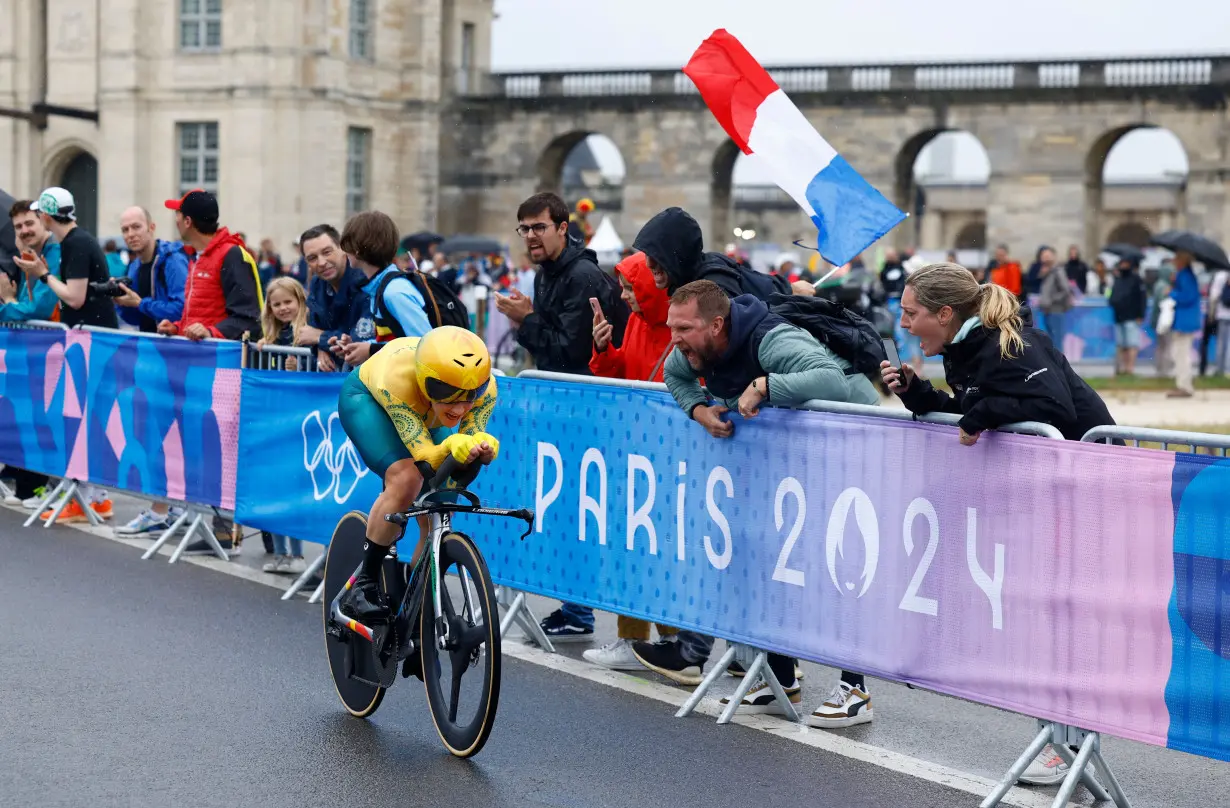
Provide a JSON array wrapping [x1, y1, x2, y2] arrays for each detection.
[[1, 324, 1228, 807]]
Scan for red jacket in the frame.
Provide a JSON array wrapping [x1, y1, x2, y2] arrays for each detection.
[[590, 253, 672, 382], [175, 227, 264, 339]]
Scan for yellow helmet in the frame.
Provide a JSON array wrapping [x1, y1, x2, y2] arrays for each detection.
[[415, 326, 491, 403]]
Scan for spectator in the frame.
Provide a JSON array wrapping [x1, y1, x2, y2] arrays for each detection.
[[1088, 258, 1109, 297], [632, 207, 790, 299], [433, 251, 459, 292], [114, 207, 188, 334], [458, 261, 492, 332], [1167, 251, 1202, 398], [1151, 265, 1175, 378], [1108, 258, 1148, 376], [988, 244, 1022, 298], [579, 252, 680, 670], [1, 199, 59, 323], [104, 239, 128, 278], [513, 253, 535, 299], [1065, 245, 1090, 294], [156, 189, 261, 342], [880, 247, 907, 299], [299, 223, 373, 372], [111, 206, 192, 536], [882, 262, 1115, 442], [1023, 245, 1050, 296], [334, 210, 430, 367], [256, 238, 282, 288], [1209, 266, 1230, 377], [495, 192, 623, 376], [880, 262, 1115, 784], [1036, 247, 1074, 355], [18, 187, 119, 329], [635, 280, 877, 728], [18, 188, 117, 522]]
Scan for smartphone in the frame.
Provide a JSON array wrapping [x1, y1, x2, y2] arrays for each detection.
[[588, 297, 604, 318], [20, 251, 36, 262], [882, 338, 901, 372]]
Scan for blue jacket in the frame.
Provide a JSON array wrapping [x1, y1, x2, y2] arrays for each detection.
[[119, 239, 188, 327], [1169, 266, 1202, 334], [307, 265, 375, 364], [0, 240, 60, 322]]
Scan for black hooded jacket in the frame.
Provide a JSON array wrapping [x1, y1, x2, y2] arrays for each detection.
[[896, 307, 1115, 440], [517, 235, 624, 375], [633, 207, 789, 299]]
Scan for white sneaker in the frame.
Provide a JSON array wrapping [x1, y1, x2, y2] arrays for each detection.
[[114, 509, 172, 535], [263, 555, 290, 573], [720, 679, 802, 715], [583, 638, 644, 671], [1019, 744, 1070, 786], [3, 491, 20, 505], [283, 556, 307, 575], [807, 682, 873, 728], [22, 493, 52, 509]]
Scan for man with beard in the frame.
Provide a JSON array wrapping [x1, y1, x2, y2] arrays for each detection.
[[495, 192, 623, 376], [633, 280, 878, 729]]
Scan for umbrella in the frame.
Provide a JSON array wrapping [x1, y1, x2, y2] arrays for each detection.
[[1102, 243, 1145, 264], [1149, 230, 1230, 270], [401, 231, 443, 254], [439, 235, 503, 255]]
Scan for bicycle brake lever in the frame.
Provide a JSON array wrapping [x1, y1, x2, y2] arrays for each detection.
[[516, 509, 534, 540]]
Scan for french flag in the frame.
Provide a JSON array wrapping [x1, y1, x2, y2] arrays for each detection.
[[684, 30, 906, 266]]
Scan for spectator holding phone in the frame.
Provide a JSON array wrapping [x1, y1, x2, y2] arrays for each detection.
[[882, 262, 1114, 444], [1, 199, 59, 323]]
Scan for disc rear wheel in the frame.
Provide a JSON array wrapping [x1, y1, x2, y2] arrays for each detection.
[[323, 511, 386, 718], [420, 531, 501, 757]]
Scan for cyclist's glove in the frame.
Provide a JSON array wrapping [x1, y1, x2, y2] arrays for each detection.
[[471, 432, 500, 462], [439, 433, 501, 466]]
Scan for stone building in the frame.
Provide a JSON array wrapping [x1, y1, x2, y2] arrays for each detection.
[[0, 0, 492, 249]]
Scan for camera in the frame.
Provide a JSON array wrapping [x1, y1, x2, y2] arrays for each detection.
[[89, 278, 132, 299]]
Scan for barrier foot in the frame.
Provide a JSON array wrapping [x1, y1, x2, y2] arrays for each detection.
[[1051, 733, 1098, 808], [1090, 748, 1133, 808], [307, 581, 325, 604], [170, 513, 229, 563], [676, 645, 736, 719], [77, 486, 104, 527], [0, 478, 15, 501], [495, 587, 555, 653], [40, 480, 80, 528], [22, 479, 66, 528], [282, 553, 325, 601], [142, 508, 192, 560], [1054, 738, 1112, 803], [979, 723, 1052, 808]]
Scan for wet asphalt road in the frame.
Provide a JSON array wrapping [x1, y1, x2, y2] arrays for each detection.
[[0, 507, 973, 808]]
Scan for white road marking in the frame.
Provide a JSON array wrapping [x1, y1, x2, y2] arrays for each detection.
[[4, 503, 1062, 807]]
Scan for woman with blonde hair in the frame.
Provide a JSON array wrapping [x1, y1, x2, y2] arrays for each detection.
[[880, 262, 1114, 445]]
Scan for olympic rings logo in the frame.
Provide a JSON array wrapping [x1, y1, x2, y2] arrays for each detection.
[[302, 411, 369, 503]]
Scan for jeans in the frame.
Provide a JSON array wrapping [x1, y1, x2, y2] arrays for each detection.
[[560, 602, 595, 629], [1043, 311, 1068, 356], [271, 533, 303, 557], [675, 632, 798, 685]]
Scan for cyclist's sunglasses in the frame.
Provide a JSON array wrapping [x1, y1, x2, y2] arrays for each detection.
[[426, 376, 490, 404]]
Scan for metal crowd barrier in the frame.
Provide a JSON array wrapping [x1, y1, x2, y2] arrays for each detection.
[[243, 340, 319, 372], [515, 368, 1133, 808], [1081, 425, 1230, 455]]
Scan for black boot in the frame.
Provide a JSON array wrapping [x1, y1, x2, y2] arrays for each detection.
[[342, 571, 390, 624]]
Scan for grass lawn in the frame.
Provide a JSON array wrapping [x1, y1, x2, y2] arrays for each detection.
[[1084, 374, 1230, 392]]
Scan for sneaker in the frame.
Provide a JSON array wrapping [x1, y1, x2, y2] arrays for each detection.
[[727, 659, 804, 680], [2, 490, 19, 505], [40, 499, 88, 524], [1018, 744, 1070, 786], [539, 609, 594, 642], [263, 555, 290, 573], [808, 682, 874, 728], [631, 639, 703, 686], [90, 499, 113, 520], [720, 679, 802, 715], [283, 556, 307, 575], [583, 638, 644, 671], [22, 486, 50, 509], [115, 509, 172, 535]]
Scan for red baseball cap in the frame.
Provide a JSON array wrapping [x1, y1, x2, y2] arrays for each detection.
[[165, 189, 219, 225]]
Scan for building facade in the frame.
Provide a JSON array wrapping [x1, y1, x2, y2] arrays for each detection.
[[0, 0, 492, 249]]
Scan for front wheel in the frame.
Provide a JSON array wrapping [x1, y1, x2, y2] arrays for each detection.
[[421, 531, 502, 757]]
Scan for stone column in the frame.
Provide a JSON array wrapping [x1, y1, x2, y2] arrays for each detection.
[[987, 173, 1086, 257]]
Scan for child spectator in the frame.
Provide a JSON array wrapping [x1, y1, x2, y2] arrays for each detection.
[[255, 277, 309, 574]]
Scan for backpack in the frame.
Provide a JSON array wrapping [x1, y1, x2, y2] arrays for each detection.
[[766, 293, 887, 376], [375, 269, 469, 335]]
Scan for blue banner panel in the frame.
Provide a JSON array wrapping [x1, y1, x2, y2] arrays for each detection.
[[235, 371, 381, 544], [0, 327, 71, 478]]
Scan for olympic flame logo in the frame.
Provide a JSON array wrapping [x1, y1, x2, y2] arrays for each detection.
[[302, 411, 369, 504]]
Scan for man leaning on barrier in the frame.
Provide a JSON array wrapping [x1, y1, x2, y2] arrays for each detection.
[[635, 279, 876, 728], [1, 199, 59, 323]]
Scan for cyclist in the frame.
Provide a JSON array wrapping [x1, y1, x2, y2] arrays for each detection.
[[337, 325, 499, 622]]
